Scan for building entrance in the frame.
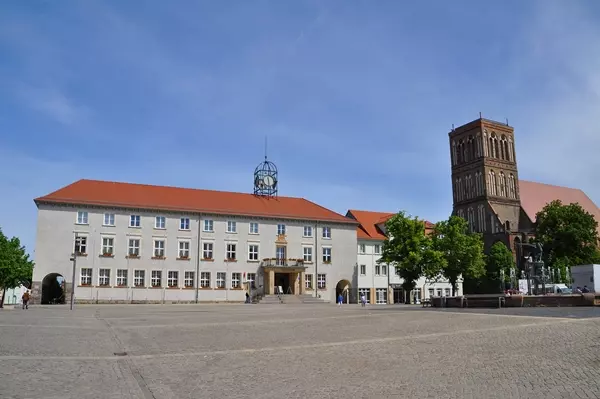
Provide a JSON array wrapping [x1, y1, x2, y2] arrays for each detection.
[[393, 288, 405, 304], [274, 272, 291, 294]]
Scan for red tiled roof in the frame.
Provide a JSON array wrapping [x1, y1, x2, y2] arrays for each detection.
[[519, 180, 600, 232], [346, 210, 435, 240], [34, 179, 357, 224]]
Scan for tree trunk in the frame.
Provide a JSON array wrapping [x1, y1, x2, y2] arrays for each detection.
[[0, 288, 5, 308], [450, 279, 457, 296]]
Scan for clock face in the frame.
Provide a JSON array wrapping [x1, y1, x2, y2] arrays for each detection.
[[263, 175, 275, 187]]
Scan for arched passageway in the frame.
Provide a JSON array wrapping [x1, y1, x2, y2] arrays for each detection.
[[336, 279, 351, 303], [41, 273, 65, 304]]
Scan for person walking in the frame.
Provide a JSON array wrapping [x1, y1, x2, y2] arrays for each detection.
[[360, 293, 366, 307], [337, 293, 344, 306], [22, 290, 30, 310]]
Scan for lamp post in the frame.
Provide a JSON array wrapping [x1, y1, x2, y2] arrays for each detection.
[[69, 233, 78, 310]]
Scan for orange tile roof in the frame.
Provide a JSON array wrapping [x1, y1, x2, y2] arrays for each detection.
[[519, 180, 600, 233], [34, 179, 357, 224], [347, 210, 435, 241]]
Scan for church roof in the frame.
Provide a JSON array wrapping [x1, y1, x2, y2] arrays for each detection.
[[519, 180, 600, 229], [347, 209, 434, 241], [34, 179, 357, 224]]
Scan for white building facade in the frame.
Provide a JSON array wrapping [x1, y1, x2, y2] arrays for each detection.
[[32, 180, 358, 304]]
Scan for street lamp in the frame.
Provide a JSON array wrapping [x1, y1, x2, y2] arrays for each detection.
[[69, 233, 79, 310]]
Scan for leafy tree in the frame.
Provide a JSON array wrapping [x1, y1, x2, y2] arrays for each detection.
[[432, 216, 485, 295], [486, 241, 516, 291], [379, 211, 445, 302], [535, 200, 600, 268], [0, 228, 34, 308]]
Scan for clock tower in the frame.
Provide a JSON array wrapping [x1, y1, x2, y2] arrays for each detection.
[[254, 153, 278, 197]]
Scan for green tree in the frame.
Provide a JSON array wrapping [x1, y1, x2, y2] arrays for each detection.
[[0, 228, 34, 308], [486, 241, 516, 291], [535, 200, 600, 269], [432, 216, 485, 295], [379, 211, 445, 302]]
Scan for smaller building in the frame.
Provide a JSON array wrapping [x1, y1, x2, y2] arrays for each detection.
[[2, 285, 27, 306], [346, 210, 460, 304]]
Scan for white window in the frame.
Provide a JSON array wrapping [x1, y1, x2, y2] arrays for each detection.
[[428, 288, 435, 298], [101, 237, 114, 256], [375, 265, 380, 275], [277, 224, 286, 235], [134, 270, 145, 287], [80, 268, 92, 286], [130, 215, 141, 228], [180, 217, 190, 230], [305, 274, 313, 289], [359, 244, 365, 253], [155, 216, 166, 229], [376, 288, 387, 304], [216, 272, 226, 288], [184, 271, 194, 288], [247, 273, 256, 288], [226, 243, 237, 260], [231, 272, 241, 288], [99, 269, 110, 286], [200, 272, 211, 288], [151, 270, 162, 287], [317, 274, 326, 289], [116, 269, 128, 287], [203, 219, 214, 232], [248, 244, 259, 261], [167, 271, 178, 287], [153, 240, 165, 258], [437, 288, 443, 297], [303, 226, 313, 237], [178, 241, 190, 259], [322, 226, 331, 239], [382, 265, 387, 276], [249, 222, 259, 234], [76, 211, 88, 224], [360, 264, 366, 275], [359, 288, 371, 304], [374, 245, 381, 254], [202, 242, 213, 259], [227, 221, 237, 233], [74, 236, 87, 255], [128, 238, 140, 257], [445, 288, 451, 297], [322, 247, 331, 263], [302, 246, 313, 262], [103, 213, 115, 226]]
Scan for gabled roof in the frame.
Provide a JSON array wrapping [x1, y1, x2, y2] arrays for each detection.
[[519, 180, 600, 231], [346, 210, 435, 241], [34, 179, 357, 224]]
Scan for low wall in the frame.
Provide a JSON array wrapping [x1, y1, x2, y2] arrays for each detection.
[[431, 294, 597, 308]]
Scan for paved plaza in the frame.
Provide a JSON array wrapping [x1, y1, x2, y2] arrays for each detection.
[[2, 304, 600, 398]]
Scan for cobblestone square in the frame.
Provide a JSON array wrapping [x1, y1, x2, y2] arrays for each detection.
[[2, 304, 600, 398]]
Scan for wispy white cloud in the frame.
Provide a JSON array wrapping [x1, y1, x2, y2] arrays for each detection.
[[15, 84, 91, 126]]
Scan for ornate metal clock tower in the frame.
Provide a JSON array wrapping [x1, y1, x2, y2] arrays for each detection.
[[254, 139, 278, 197]]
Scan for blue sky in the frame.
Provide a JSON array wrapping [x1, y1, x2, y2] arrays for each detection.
[[2, 0, 600, 257]]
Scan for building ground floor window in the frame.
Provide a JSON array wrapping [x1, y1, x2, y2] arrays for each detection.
[[375, 288, 387, 304], [358, 288, 371, 304]]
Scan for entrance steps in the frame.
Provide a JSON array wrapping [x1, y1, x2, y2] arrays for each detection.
[[258, 294, 329, 304]]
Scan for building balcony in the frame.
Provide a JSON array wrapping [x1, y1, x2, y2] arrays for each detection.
[[261, 258, 305, 268]]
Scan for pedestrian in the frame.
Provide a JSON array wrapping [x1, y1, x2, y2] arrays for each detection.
[[22, 290, 30, 310], [337, 293, 343, 306], [245, 292, 250, 304], [360, 293, 366, 307]]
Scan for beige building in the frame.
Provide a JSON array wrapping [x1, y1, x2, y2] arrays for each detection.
[[32, 179, 358, 304]]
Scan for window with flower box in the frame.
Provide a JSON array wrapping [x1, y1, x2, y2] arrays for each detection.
[[134, 270, 145, 287], [248, 244, 259, 261], [322, 247, 331, 263], [153, 240, 165, 258], [305, 274, 313, 289], [80, 268, 92, 286], [128, 238, 140, 257], [317, 274, 326, 289], [226, 243, 236, 260], [303, 246, 313, 262], [99, 269, 110, 286], [216, 272, 226, 288], [184, 271, 194, 288], [116, 269, 128, 287], [102, 237, 114, 256], [167, 271, 178, 288], [74, 236, 87, 255], [178, 241, 190, 259], [231, 272, 241, 289], [203, 242, 213, 259], [151, 271, 162, 287], [200, 272, 211, 288]]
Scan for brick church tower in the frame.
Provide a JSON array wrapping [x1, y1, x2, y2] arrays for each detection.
[[448, 117, 531, 252]]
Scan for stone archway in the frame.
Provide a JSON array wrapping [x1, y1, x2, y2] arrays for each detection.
[[41, 273, 66, 304], [336, 279, 351, 303]]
